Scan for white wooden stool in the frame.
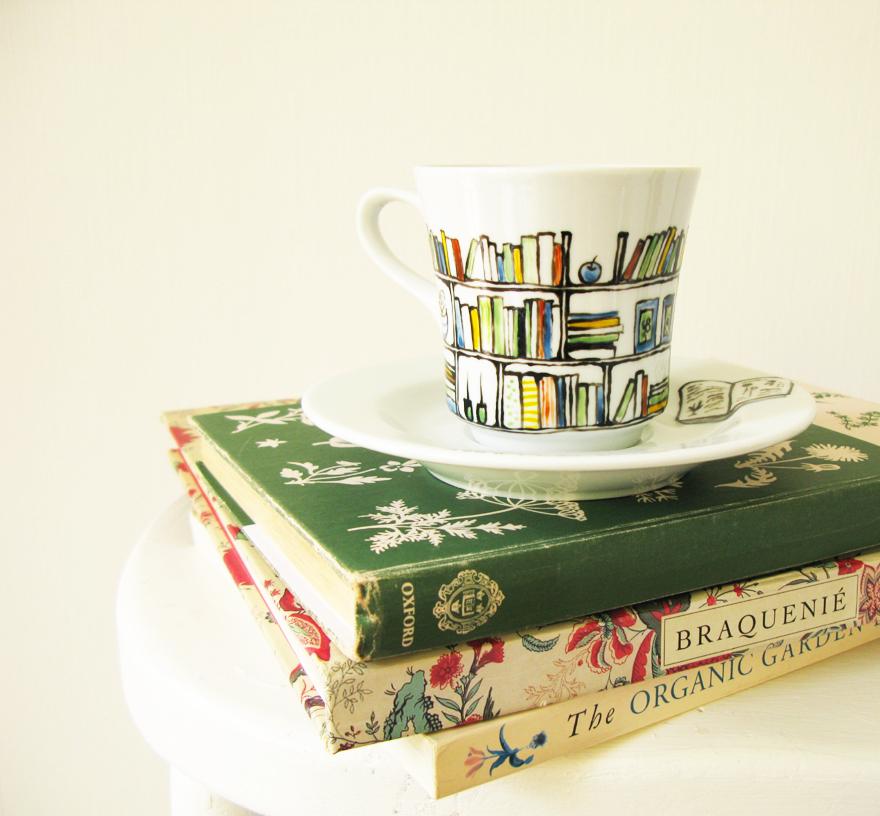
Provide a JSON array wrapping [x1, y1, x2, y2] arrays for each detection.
[[118, 500, 879, 815]]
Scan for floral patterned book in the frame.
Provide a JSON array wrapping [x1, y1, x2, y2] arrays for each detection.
[[168, 408, 880, 755], [172, 389, 880, 662], [174, 447, 880, 797]]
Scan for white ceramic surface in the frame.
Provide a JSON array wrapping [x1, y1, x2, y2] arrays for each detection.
[[356, 166, 700, 452], [302, 357, 816, 500]]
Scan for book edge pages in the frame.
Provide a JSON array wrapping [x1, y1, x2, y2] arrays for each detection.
[[189, 432, 363, 658], [168, 450, 336, 751]]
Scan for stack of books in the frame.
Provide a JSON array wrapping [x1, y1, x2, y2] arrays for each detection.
[[162, 387, 880, 797], [563, 310, 623, 358]]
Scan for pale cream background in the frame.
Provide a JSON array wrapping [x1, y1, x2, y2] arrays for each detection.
[[2, 1, 878, 813]]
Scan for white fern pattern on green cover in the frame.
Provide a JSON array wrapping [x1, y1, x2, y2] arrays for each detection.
[[350, 492, 589, 554], [717, 441, 868, 489], [350, 500, 526, 554], [226, 406, 312, 433], [455, 490, 588, 522], [280, 459, 420, 487]]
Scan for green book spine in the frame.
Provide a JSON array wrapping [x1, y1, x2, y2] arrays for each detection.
[[576, 384, 588, 426], [509, 308, 518, 357], [636, 233, 659, 280], [492, 297, 504, 356], [525, 300, 533, 357], [464, 238, 479, 279], [613, 378, 636, 423], [186, 392, 880, 662], [521, 236, 539, 284], [477, 296, 492, 352], [502, 243, 514, 283], [567, 333, 624, 345]]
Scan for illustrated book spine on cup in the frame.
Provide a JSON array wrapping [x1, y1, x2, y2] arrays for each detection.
[[167, 408, 880, 754], [173, 387, 880, 661], [171, 448, 880, 798]]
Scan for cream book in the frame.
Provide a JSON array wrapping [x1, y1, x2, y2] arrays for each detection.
[[394, 617, 879, 796]]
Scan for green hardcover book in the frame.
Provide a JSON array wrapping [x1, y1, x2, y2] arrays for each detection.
[[180, 388, 880, 662]]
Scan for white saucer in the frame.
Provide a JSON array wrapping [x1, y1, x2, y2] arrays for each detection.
[[302, 357, 815, 500]]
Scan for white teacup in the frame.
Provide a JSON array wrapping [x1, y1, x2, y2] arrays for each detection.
[[357, 165, 700, 452]]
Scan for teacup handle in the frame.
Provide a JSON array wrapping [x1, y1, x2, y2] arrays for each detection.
[[356, 188, 437, 314]]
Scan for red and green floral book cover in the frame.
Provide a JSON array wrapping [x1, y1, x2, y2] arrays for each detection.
[[174, 388, 880, 662], [166, 400, 880, 756]]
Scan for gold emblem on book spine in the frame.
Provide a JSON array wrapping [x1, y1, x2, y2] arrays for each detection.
[[433, 570, 505, 635]]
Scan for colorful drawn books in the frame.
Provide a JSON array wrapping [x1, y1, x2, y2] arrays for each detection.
[[430, 230, 572, 285], [616, 227, 686, 282], [612, 371, 670, 423], [452, 294, 559, 359], [164, 389, 880, 663], [430, 226, 684, 286], [564, 310, 623, 359], [175, 448, 880, 796]]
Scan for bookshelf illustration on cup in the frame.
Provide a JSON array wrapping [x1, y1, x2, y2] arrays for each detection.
[[434, 226, 681, 443], [357, 166, 700, 452]]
